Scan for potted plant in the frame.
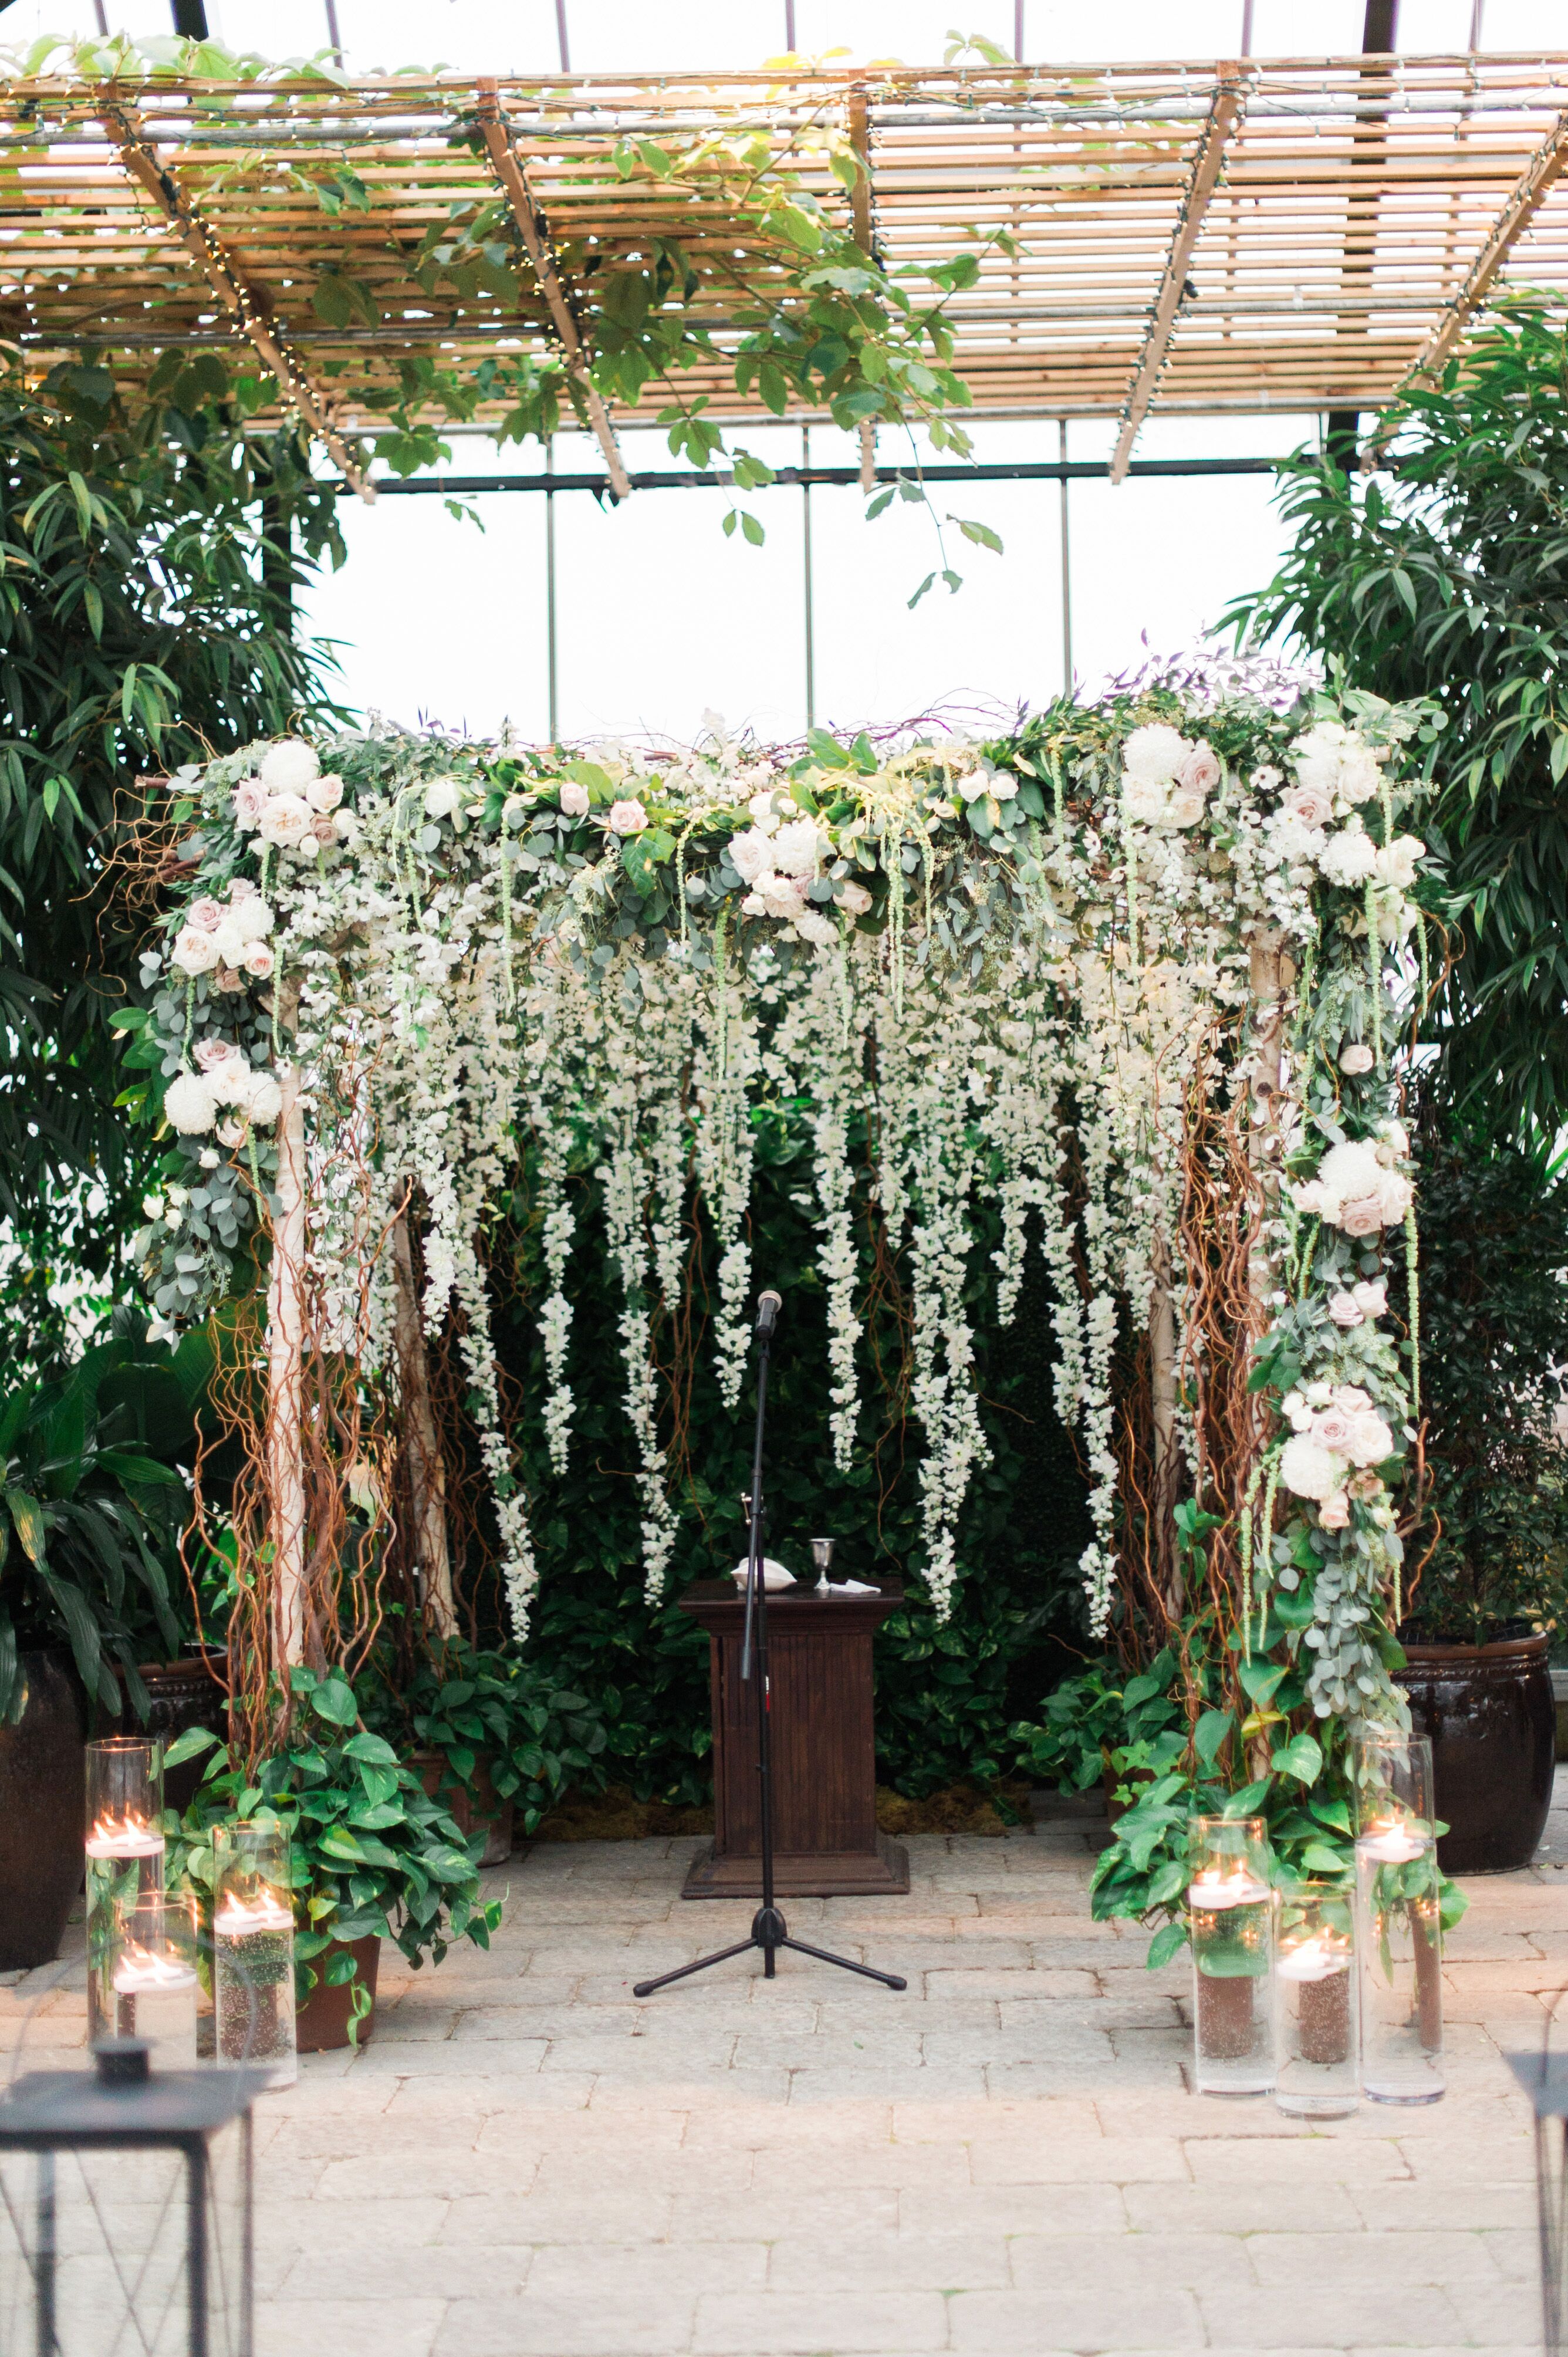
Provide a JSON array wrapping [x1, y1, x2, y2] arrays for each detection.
[[0, 1331, 194, 1967], [1394, 1120, 1568, 1872], [1012, 1647, 1188, 1829], [167, 1663, 500, 2049], [369, 1637, 609, 1864]]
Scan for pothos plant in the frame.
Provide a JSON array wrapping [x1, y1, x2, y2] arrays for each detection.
[[121, 660, 1437, 1833], [164, 1665, 500, 2024]]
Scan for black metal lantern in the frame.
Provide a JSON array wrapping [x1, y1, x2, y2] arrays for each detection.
[[0, 2040, 259, 2356], [1509, 2045, 1568, 2353]]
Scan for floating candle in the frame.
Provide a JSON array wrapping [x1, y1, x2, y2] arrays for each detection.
[[111, 1941, 198, 1996], [85, 1813, 165, 1860], [1278, 1934, 1352, 1983], [214, 1891, 293, 1937], [1357, 1821, 1430, 1864], [1188, 1869, 1271, 1911]]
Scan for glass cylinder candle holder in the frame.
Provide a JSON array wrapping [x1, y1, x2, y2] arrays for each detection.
[[85, 1738, 165, 2047], [212, 1822, 296, 2089], [1353, 1731, 1444, 2105], [1188, 1815, 1275, 2095], [110, 1891, 200, 2070], [1275, 1880, 1359, 2118]]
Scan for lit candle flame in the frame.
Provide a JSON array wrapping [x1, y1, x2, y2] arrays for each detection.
[[1188, 1863, 1269, 1910], [1278, 1931, 1351, 1982], [214, 1890, 292, 1936], [85, 1812, 164, 1857], [112, 1940, 197, 1993], [1357, 1815, 1428, 1863]]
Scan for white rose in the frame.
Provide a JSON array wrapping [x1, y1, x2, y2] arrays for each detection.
[[1289, 1180, 1327, 1217], [1339, 1043, 1375, 1075], [1332, 1385, 1373, 1415], [1348, 1413, 1395, 1467], [1122, 724, 1187, 786], [748, 791, 780, 835], [1374, 833, 1424, 890], [1327, 1291, 1364, 1329], [209, 920, 249, 971], [1267, 814, 1327, 866], [163, 1071, 218, 1133], [770, 817, 825, 879], [834, 880, 873, 915], [559, 780, 591, 818], [1337, 747, 1384, 804], [1352, 1279, 1387, 1318], [1376, 1168, 1414, 1225], [728, 828, 775, 884], [989, 770, 1019, 802], [198, 1147, 220, 1170], [1292, 722, 1353, 796], [1280, 1434, 1346, 1502], [170, 925, 219, 975], [607, 798, 648, 835], [794, 909, 837, 948], [1164, 789, 1207, 829], [423, 775, 463, 820], [1122, 775, 1170, 826], [258, 795, 313, 849], [1318, 826, 1379, 887], [259, 740, 320, 795], [307, 775, 344, 814]]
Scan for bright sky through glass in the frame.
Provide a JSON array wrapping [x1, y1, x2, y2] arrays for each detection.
[[12, 0, 1566, 738]]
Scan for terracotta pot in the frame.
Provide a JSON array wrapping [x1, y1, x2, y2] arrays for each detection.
[[412, 1748, 515, 1868], [0, 1653, 85, 1971], [296, 1933, 381, 2051], [138, 1650, 228, 1814], [1398, 1631, 1555, 1875]]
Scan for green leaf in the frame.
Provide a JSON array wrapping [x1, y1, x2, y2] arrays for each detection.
[[310, 1676, 359, 1728], [1146, 1919, 1189, 1970], [1271, 1732, 1324, 1785], [953, 514, 1003, 555], [1193, 1709, 1233, 1771]]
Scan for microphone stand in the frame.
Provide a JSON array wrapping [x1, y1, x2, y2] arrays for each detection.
[[633, 1298, 905, 1998]]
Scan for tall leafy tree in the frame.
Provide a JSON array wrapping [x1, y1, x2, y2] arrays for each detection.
[[1229, 307, 1568, 1144], [0, 351, 344, 1366]]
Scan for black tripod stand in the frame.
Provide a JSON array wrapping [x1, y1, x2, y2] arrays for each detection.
[[634, 1289, 905, 1998]]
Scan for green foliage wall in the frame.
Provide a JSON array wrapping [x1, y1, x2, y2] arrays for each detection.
[[1230, 308, 1568, 1144], [482, 1119, 1091, 1804]]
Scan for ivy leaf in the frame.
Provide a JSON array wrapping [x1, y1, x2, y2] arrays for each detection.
[[1272, 1732, 1324, 1785], [1146, 1918, 1189, 1970], [1193, 1708, 1233, 1771]]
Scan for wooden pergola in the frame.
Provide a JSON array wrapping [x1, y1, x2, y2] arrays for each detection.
[[5, 51, 1568, 498]]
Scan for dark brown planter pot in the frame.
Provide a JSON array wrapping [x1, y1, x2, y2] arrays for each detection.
[[411, 1749, 514, 1868], [0, 1652, 85, 1971], [296, 1933, 381, 2052], [1398, 1632, 1555, 1875], [139, 1650, 229, 1815]]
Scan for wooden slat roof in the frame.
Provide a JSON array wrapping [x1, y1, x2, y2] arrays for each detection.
[[4, 53, 1568, 451]]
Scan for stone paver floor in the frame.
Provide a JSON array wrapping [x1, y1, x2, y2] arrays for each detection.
[[8, 1774, 1568, 2356]]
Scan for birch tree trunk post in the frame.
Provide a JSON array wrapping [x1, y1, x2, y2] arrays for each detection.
[[265, 991, 308, 1676], [1244, 923, 1290, 1774], [1148, 1224, 1182, 1615], [390, 1200, 457, 1639]]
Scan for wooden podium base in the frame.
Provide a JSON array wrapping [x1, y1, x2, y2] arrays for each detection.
[[681, 1829, 910, 1900]]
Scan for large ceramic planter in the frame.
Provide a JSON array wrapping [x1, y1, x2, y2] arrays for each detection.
[[296, 1933, 381, 2051], [1398, 1632, 1555, 1875], [0, 1652, 85, 1971], [411, 1748, 514, 1868], [140, 1650, 229, 1815]]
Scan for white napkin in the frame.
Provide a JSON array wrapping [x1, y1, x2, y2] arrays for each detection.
[[827, 1578, 878, 1595]]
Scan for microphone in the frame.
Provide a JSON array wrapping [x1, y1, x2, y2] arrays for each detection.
[[755, 1288, 782, 1340]]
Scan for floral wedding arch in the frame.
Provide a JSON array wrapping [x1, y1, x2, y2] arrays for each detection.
[[121, 667, 1435, 1760]]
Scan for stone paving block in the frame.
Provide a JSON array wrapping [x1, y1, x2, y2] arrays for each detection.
[[1439, 2276, 1549, 2344], [672, 2183, 900, 2238], [765, 2227, 1012, 2291], [350, 2035, 550, 2076], [692, 2289, 949, 2352], [438, 2291, 697, 2355], [1008, 2228, 1254, 2292], [255, 2194, 449, 2253], [971, 2133, 1192, 2184], [921, 1966, 1097, 2001], [1349, 2180, 1534, 2233], [1393, 2133, 1536, 2183], [259, 2296, 445, 2357], [1184, 2136, 1408, 2183], [897, 2181, 1129, 2236], [948, 2286, 1206, 2349], [529, 2240, 768, 2297], [1197, 2284, 1466, 2348], [384, 2070, 597, 2115], [1122, 2181, 1363, 2234], [1243, 2228, 1507, 2287], [439, 2190, 680, 2245]]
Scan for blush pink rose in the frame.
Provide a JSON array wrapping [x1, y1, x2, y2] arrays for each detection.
[[607, 798, 648, 835], [1339, 1193, 1387, 1237], [233, 781, 267, 830], [559, 780, 591, 819], [215, 967, 246, 992], [187, 896, 224, 931], [1283, 782, 1333, 828], [1315, 1409, 1357, 1452], [194, 1036, 242, 1073], [1339, 1043, 1375, 1075], [1175, 740, 1221, 795], [1317, 1493, 1351, 1529], [1326, 1292, 1364, 1329], [242, 943, 275, 978]]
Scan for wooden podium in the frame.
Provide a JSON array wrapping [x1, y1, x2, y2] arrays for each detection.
[[678, 1578, 910, 1899]]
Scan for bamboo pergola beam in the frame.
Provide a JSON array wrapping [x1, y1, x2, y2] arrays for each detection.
[[100, 102, 375, 502], [1109, 72, 1246, 484], [475, 80, 632, 501], [1404, 103, 1568, 383], [848, 83, 877, 492]]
